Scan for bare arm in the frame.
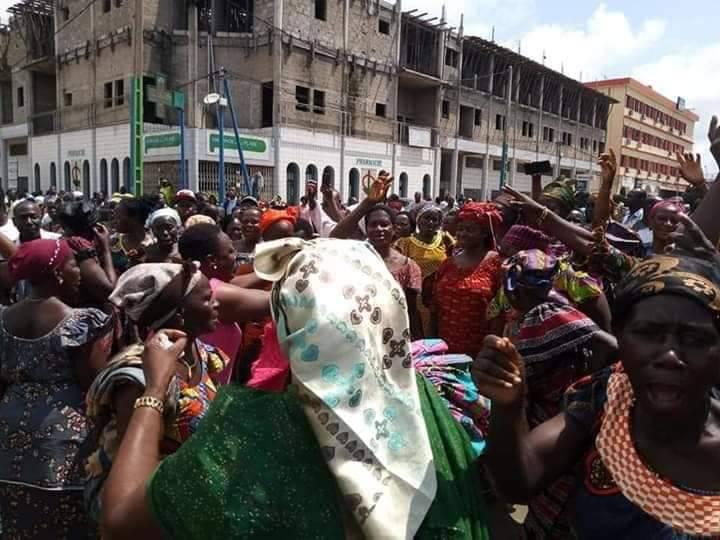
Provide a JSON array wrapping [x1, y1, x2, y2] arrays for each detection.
[[330, 198, 373, 240], [214, 280, 270, 324], [592, 150, 617, 229], [531, 174, 542, 201], [690, 116, 720, 244], [0, 231, 16, 259], [71, 329, 113, 391]]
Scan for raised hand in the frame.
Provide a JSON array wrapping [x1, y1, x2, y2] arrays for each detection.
[[93, 223, 111, 252], [598, 149, 617, 188], [670, 213, 717, 257], [366, 173, 394, 204], [676, 152, 706, 186], [503, 185, 547, 225], [710, 116, 720, 169], [471, 335, 526, 408]]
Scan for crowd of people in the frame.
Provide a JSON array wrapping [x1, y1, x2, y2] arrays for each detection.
[[0, 116, 719, 539]]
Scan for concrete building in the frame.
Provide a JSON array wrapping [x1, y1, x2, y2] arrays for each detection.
[[585, 77, 698, 196], [0, 0, 611, 202]]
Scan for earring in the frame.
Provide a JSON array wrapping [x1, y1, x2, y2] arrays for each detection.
[[55, 271, 63, 285], [211, 264, 218, 270]]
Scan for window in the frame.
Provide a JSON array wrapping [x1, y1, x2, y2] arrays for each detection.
[[444, 48, 459, 68], [313, 89, 325, 115], [521, 121, 534, 138], [115, 79, 124, 106], [592, 140, 598, 153], [104, 82, 113, 108], [492, 159, 503, 171], [466, 157, 483, 168], [115, 0, 123, 6], [102, 0, 111, 13], [375, 103, 386, 118], [543, 126, 555, 142], [495, 114, 505, 131], [9, 143, 27, 155], [562, 132, 573, 146], [474, 109, 481, 126], [314, 0, 326, 21], [378, 19, 390, 35], [295, 86, 310, 112], [16, 86, 23, 108], [62, 6, 69, 21], [599, 142, 605, 154], [64, 92, 73, 107], [441, 100, 450, 119]]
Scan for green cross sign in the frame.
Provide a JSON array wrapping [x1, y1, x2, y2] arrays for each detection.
[[145, 75, 185, 119]]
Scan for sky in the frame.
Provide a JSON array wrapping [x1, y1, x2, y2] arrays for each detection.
[[396, 0, 719, 175], [0, 0, 716, 174]]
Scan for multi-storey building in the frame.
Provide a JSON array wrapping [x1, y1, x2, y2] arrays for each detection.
[[0, 0, 612, 202], [585, 77, 698, 196]]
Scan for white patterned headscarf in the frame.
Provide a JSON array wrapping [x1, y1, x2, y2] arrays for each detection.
[[255, 238, 437, 540]]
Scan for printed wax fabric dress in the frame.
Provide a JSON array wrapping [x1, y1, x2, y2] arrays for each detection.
[[0, 307, 111, 540]]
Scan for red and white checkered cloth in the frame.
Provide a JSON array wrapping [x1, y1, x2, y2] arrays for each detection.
[[596, 372, 720, 537]]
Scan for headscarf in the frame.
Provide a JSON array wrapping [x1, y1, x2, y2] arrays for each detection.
[[416, 203, 442, 222], [503, 249, 559, 294], [500, 225, 551, 255], [648, 197, 683, 220], [184, 214, 215, 228], [541, 176, 576, 214], [254, 238, 437, 540], [516, 302, 600, 363], [175, 189, 197, 203], [109, 263, 202, 330], [457, 202, 503, 247], [259, 207, 298, 234], [149, 207, 182, 227], [9, 238, 72, 284], [613, 244, 720, 318]]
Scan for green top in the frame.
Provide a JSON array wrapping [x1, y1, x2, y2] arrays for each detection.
[[147, 376, 489, 539]]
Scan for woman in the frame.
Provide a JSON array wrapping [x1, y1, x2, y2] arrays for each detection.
[[645, 198, 683, 256], [109, 196, 154, 274], [330, 179, 423, 338], [395, 205, 454, 334], [395, 210, 415, 240], [178, 223, 270, 383], [84, 262, 227, 523], [260, 206, 298, 241], [145, 207, 182, 263], [224, 215, 243, 243], [538, 176, 577, 220], [474, 214, 720, 539], [0, 239, 113, 539], [58, 200, 118, 305], [233, 206, 262, 263], [99, 238, 490, 539], [433, 202, 503, 356]]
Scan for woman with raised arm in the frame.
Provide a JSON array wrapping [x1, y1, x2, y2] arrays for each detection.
[[473, 214, 720, 539]]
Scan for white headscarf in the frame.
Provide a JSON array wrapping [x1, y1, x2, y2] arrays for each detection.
[[255, 238, 437, 540], [109, 263, 202, 330], [149, 207, 182, 227]]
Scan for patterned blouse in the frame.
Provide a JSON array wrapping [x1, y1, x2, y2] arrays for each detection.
[[84, 339, 227, 521], [0, 307, 112, 490], [434, 252, 502, 356]]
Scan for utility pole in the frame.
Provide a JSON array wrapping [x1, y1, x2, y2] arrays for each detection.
[[499, 65, 512, 189], [130, 0, 144, 195], [449, 14, 464, 198]]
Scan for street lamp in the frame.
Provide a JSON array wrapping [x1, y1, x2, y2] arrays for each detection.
[[203, 92, 229, 202]]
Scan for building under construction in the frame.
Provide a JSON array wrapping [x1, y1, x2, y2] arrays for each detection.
[[0, 0, 613, 201]]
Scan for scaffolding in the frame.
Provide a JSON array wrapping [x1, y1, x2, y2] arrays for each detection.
[[6, 0, 54, 63], [199, 0, 254, 34]]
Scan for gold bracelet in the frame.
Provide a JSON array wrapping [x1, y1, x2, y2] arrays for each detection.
[[536, 207, 549, 227], [134, 395, 165, 415]]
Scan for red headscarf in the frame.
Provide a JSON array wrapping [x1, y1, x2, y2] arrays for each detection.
[[259, 207, 299, 234], [649, 198, 683, 220], [9, 238, 72, 284]]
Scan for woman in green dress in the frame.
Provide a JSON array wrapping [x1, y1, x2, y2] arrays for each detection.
[[99, 238, 491, 540]]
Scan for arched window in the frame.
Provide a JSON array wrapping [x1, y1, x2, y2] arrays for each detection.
[[399, 172, 409, 198], [50, 162, 57, 189], [422, 174, 431, 199], [100, 159, 109, 195], [348, 168, 360, 202], [33, 164, 41, 193], [286, 163, 300, 205], [111, 158, 120, 194], [123, 157, 131, 191], [321, 166, 335, 189], [305, 164, 318, 188], [63, 161, 71, 191], [82, 160, 90, 198]]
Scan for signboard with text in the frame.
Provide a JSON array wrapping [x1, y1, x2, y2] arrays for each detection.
[[207, 134, 270, 161]]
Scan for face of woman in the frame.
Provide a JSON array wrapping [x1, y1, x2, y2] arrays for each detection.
[[394, 214, 413, 238], [225, 219, 243, 242], [650, 205, 681, 243], [58, 255, 81, 300], [176, 201, 196, 223], [619, 295, 720, 419], [151, 217, 179, 249], [263, 219, 295, 241], [455, 219, 487, 250], [366, 210, 394, 249], [211, 232, 237, 281], [181, 275, 219, 335], [240, 209, 262, 241], [417, 211, 441, 236]]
